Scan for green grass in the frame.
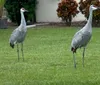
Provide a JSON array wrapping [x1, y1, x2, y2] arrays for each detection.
[[0, 26, 100, 85]]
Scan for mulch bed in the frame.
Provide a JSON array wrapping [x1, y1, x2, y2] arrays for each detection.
[[7, 21, 100, 28]]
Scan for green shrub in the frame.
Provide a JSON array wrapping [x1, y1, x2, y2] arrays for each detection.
[[4, 0, 37, 25]]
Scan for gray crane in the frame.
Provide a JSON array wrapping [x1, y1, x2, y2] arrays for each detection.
[[71, 5, 99, 68], [9, 8, 28, 61]]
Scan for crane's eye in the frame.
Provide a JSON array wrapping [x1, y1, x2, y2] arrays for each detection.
[[21, 8, 25, 10]]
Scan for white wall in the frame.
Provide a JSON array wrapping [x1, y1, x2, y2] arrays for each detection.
[[36, 0, 86, 22], [36, 0, 61, 22], [73, 0, 86, 22]]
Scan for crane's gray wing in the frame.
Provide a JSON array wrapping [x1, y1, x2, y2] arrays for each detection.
[[71, 30, 91, 49], [9, 29, 20, 44], [9, 28, 26, 44]]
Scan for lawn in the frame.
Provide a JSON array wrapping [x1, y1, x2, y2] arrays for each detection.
[[0, 26, 100, 85]]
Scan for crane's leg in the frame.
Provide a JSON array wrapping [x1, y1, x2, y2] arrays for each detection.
[[73, 52, 76, 68], [21, 43, 24, 61], [82, 47, 85, 67], [17, 43, 19, 61]]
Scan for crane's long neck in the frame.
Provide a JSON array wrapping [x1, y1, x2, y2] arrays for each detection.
[[85, 10, 93, 32], [87, 10, 93, 26], [20, 12, 26, 28]]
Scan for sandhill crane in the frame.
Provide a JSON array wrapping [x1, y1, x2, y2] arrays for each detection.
[[71, 5, 99, 68], [9, 8, 28, 61]]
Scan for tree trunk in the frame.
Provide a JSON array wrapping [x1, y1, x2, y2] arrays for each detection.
[[33, 12, 36, 23], [69, 15, 72, 26], [65, 15, 72, 26]]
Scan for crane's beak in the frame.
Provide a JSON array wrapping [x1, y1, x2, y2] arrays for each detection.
[[97, 7, 100, 10], [25, 10, 28, 12]]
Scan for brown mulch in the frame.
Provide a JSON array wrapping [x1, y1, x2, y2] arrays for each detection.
[[7, 21, 100, 28]]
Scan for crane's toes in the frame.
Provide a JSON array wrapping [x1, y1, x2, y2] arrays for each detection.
[[10, 43, 14, 48]]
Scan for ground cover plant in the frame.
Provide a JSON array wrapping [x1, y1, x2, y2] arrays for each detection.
[[0, 26, 100, 85]]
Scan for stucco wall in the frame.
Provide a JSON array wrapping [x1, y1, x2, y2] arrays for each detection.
[[73, 0, 86, 22], [36, 0, 86, 22]]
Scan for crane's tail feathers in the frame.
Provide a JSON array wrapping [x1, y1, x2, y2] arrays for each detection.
[[10, 43, 14, 48], [71, 47, 77, 53]]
